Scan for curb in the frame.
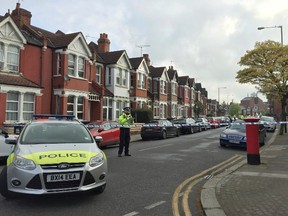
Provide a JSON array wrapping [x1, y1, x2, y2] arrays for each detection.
[[201, 130, 278, 216]]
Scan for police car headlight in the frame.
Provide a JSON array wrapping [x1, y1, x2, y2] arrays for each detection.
[[13, 156, 36, 170], [89, 152, 105, 167]]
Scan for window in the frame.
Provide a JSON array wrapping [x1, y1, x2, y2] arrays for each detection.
[[5, 92, 35, 122], [108, 68, 112, 85], [122, 70, 127, 86], [56, 53, 62, 75], [116, 70, 121, 85], [67, 95, 74, 115], [153, 80, 158, 93], [77, 97, 84, 119], [185, 88, 188, 98], [68, 54, 75, 76], [103, 97, 112, 120], [78, 57, 85, 78], [96, 65, 101, 84], [148, 79, 151, 91], [137, 74, 145, 89], [160, 80, 166, 94], [116, 101, 121, 118], [6, 92, 19, 121], [130, 74, 134, 88], [23, 93, 35, 120], [7, 45, 19, 72], [0, 43, 4, 70]]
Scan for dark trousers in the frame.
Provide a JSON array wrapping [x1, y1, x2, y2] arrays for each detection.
[[118, 128, 130, 155]]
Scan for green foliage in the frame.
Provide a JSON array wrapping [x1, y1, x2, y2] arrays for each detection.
[[194, 101, 204, 118], [131, 108, 153, 123], [228, 103, 240, 117], [236, 40, 288, 134], [236, 40, 288, 100]]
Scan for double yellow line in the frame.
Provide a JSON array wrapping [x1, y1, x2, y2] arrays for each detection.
[[172, 155, 243, 216]]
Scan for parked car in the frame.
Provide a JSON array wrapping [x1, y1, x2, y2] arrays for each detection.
[[0, 128, 15, 163], [207, 117, 220, 128], [141, 119, 180, 140], [88, 120, 120, 147], [171, 118, 201, 134], [195, 117, 211, 131], [220, 120, 266, 148], [260, 116, 277, 132]]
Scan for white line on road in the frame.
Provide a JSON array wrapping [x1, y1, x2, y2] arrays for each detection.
[[122, 211, 139, 216], [144, 201, 166, 210]]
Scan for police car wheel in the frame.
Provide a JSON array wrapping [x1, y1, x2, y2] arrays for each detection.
[[94, 184, 106, 194], [0, 166, 16, 199]]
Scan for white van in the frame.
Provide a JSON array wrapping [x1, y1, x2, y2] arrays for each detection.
[[0, 128, 15, 162]]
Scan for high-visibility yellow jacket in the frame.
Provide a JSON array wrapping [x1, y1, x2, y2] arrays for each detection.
[[118, 113, 134, 128]]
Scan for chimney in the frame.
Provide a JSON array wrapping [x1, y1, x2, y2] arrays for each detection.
[[97, 33, 110, 53], [11, 3, 32, 29], [143, 54, 151, 66]]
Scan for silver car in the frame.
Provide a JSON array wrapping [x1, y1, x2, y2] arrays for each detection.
[[0, 115, 107, 198], [0, 128, 15, 162]]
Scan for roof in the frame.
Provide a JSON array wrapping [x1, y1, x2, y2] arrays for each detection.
[[149, 66, 166, 78], [129, 57, 143, 69], [0, 73, 41, 88], [178, 76, 189, 85], [98, 50, 126, 64]]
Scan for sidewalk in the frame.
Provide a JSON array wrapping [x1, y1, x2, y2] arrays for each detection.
[[201, 130, 288, 216]]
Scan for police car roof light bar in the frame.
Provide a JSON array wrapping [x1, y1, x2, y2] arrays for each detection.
[[32, 114, 75, 120]]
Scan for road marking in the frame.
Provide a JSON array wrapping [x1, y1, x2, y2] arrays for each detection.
[[122, 212, 139, 216], [172, 154, 243, 216], [138, 144, 173, 151], [144, 201, 166, 210], [182, 155, 244, 215]]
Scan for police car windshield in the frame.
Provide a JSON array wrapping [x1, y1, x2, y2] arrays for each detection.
[[20, 123, 94, 144]]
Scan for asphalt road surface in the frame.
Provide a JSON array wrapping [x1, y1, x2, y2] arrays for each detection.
[[0, 128, 273, 216]]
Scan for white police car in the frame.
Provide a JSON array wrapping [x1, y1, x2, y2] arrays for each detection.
[[0, 115, 107, 198]]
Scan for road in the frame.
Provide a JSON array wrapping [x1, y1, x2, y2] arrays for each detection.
[[0, 128, 274, 216]]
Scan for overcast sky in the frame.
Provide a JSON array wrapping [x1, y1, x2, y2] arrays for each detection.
[[2, 0, 288, 103]]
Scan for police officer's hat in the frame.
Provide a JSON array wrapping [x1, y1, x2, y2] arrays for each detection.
[[123, 107, 131, 111]]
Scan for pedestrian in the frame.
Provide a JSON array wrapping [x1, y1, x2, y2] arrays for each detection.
[[118, 107, 134, 157]]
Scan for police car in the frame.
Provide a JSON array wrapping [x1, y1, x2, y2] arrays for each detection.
[[0, 115, 107, 198]]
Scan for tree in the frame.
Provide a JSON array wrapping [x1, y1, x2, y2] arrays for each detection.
[[229, 103, 240, 117], [236, 40, 288, 134], [193, 101, 204, 118]]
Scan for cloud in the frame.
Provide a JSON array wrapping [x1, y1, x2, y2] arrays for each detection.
[[2, 0, 287, 103]]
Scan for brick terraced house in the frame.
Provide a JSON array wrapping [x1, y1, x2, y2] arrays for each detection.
[[0, 3, 216, 130]]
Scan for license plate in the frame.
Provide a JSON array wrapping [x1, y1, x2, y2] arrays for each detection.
[[229, 140, 240, 144], [47, 173, 80, 182], [145, 128, 152, 131]]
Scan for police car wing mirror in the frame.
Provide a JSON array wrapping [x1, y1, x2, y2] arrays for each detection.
[[95, 136, 103, 145], [98, 128, 104, 132], [5, 136, 17, 145]]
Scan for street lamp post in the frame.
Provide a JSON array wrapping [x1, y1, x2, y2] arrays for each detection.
[[216, 87, 227, 116], [257, 25, 283, 45]]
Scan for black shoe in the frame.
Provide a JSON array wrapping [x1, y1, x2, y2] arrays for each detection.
[[125, 154, 131, 156], [118, 154, 122, 157]]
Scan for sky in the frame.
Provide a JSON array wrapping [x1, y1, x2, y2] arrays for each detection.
[[1, 0, 288, 103]]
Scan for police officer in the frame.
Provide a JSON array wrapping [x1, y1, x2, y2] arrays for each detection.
[[118, 107, 134, 157]]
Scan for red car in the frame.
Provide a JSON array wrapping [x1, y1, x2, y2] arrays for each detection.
[[207, 117, 220, 128], [88, 121, 120, 148]]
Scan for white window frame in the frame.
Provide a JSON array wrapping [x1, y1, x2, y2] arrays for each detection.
[[5, 92, 35, 122], [68, 54, 76, 76], [78, 57, 85, 78], [96, 65, 101, 84], [56, 53, 62, 75], [77, 96, 84, 119], [23, 93, 35, 121]]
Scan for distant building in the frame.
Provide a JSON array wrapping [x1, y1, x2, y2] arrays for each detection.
[[240, 96, 265, 116]]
